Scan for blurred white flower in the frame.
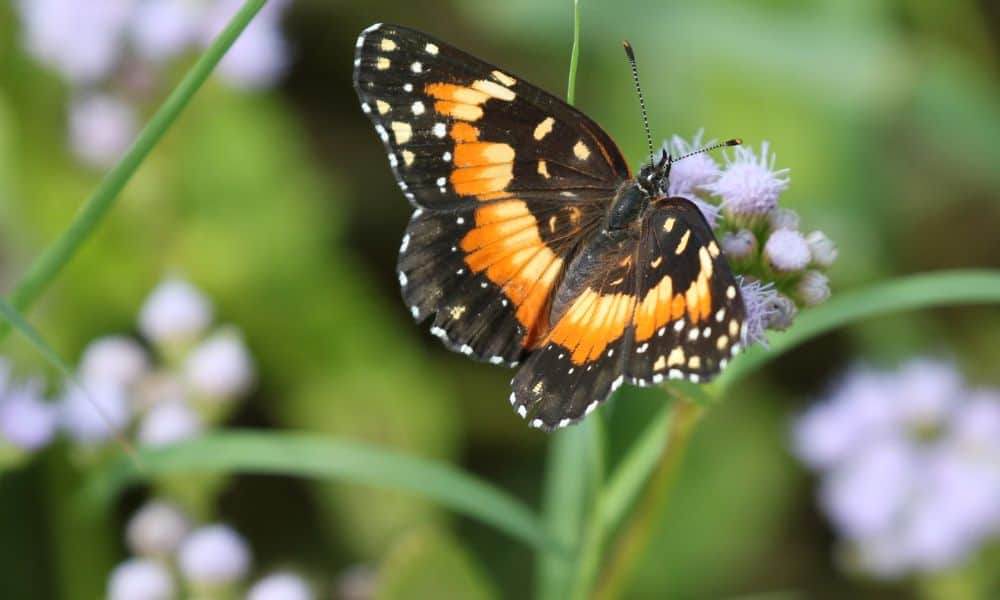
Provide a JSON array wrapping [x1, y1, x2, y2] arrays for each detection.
[[764, 229, 811, 272], [768, 207, 800, 231], [664, 131, 721, 198], [247, 572, 314, 600], [805, 230, 838, 268], [183, 327, 254, 401], [137, 400, 202, 446], [201, 0, 291, 89], [60, 378, 131, 443], [17, 0, 132, 83], [0, 376, 56, 451], [178, 524, 252, 587], [107, 557, 176, 600], [69, 93, 137, 168], [127, 500, 192, 557], [139, 277, 213, 348], [130, 0, 204, 62], [80, 335, 150, 388], [134, 372, 186, 413], [704, 142, 790, 217], [796, 270, 830, 307], [792, 359, 1000, 578]]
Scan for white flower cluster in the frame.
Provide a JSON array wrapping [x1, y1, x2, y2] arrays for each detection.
[[663, 133, 837, 345], [14, 0, 292, 167], [792, 359, 1000, 578], [0, 276, 255, 467], [109, 499, 313, 600]]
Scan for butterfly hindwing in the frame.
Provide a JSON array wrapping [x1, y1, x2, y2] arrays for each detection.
[[511, 230, 638, 430], [625, 198, 746, 385]]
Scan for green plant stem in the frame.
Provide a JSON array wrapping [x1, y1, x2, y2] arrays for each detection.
[[593, 397, 706, 599], [566, 0, 581, 104], [0, 0, 267, 342]]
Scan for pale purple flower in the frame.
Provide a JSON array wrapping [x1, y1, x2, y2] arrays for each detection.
[[0, 377, 57, 450], [792, 359, 1000, 578], [69, 94, 137, 168], [764, 229, 811, 272], [796, 271, 830, 306], [17, 0, 132, 83], [60, 378, 131, 443], [704, 142, 790, 217], [127, 500, 192, 557], [178, 524, 252, 586], [664, 131, 721, 198], [805, 230, 838, 268], [139, 277, 213, 347], [107, 557, 176, 600], [183, 327, 254, 401], [719, 230, 756, 261], [737, 279, 779, 346], [766, 292, 797, 330], [129, 0, 204, 62], [80, 335, 150, 388], [201, 0, 291, 89], [137, 400, 202, 446], [247, 572, 314, 600]]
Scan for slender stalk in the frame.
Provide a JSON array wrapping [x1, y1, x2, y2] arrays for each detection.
[[0, 0, 267, 341], [566, 0, 581, 105], [593, 397, 706, 599]]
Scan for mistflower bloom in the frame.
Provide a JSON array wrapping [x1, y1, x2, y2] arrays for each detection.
[[806, 230, 838, 268], [764, 229, 811, 272], [126, 500, 192, 557], [178, 524, 252, 587], [769, 207, 800, 231], [796, 271, 830, 307], [107, 557, 176, 600], [792, 359, 1000, 578], [719, 230, 756, 262], [137, 400, 203, 446], [704, 141, 789, 217], [59, 378, 131, 444], [79, 335, 150, 388], [129, 0, 203, 62], [139, 277, 214, 348], [183, 327, 255, 401], [736, 280, 779, 346], [68, 94, 137, 168], [0, 376, 56, 451], [201, 0, 291, 88], [247, 572, 314, 600], [664, 131, 721, 198], [16, 0, 131, 83]]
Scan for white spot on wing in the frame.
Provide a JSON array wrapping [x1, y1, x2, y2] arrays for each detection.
[[411, 101, 425, 115], [410, 61, 423, 73]]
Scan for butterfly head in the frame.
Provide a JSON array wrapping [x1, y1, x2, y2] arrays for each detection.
[[637, 149, 673, 196]]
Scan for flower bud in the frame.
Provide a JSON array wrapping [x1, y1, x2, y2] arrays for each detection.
[[183, 327, 254, 401], [797, 271, 831, 306], [247, 572, 314, 600], [806, 230, 838, 268], [127, 500, 192, 557], [178, 524, 251, 587], [764, 229, 811, 272], [720, 229, 757, 261], [137, 400, 202, 447], [139, 277, 213, 349], [108, 558, 176, 600], [768, 207, 800, 231], [80, 336, 150, 388]]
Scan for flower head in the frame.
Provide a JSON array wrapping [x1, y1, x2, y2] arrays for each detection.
[[137, 400, 202, 446], [129, 0, 203, 62], [764, 229, 811, 272], [69, 94, 137, 168], [139, 277, 213, 348], [107, 557, 176, 600], [178, 524, 252, 587], [703, 142, 790, 217], [792, 359, 1000, 578], [80, 335, 150, 388], [247, 572, 314, 600], [59, 378, 131, 444], [664, 131, 722, 198], [183, 327, 254, 401], [0, 375, 56, 451], [127, 500, 192, 557], [201, 0, 291, 88]]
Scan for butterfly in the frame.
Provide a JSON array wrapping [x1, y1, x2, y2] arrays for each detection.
[[353, 23, 746, 431]]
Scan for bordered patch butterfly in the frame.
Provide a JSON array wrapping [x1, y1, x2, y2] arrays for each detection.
[[353, 24, 746, 431]]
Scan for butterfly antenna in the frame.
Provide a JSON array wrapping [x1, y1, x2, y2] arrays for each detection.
[[673, 138, 743, 162], [623, 41, 655, 168]]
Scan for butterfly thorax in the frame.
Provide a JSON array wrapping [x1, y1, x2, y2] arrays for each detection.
[[607, 156, 671, 232]]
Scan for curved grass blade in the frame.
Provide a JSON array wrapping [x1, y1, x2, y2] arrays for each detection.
[[0, 0, 267, 342], [82, 430, 560, 554]]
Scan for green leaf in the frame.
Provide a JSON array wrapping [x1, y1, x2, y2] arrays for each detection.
[[0, 0, 267, 341], [714, 269, 1000, 393], [82, 431, 560, 554]]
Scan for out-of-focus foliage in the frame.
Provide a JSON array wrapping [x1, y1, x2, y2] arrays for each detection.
[[0, 0, 998, 598]]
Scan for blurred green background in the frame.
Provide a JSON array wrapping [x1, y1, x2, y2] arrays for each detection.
[[1, 0, 999, 598]]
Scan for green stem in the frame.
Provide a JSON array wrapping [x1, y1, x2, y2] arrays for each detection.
[[0, 0, 267, 341], [594, 397, 705, 599], [566, 0, 581, 105]]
